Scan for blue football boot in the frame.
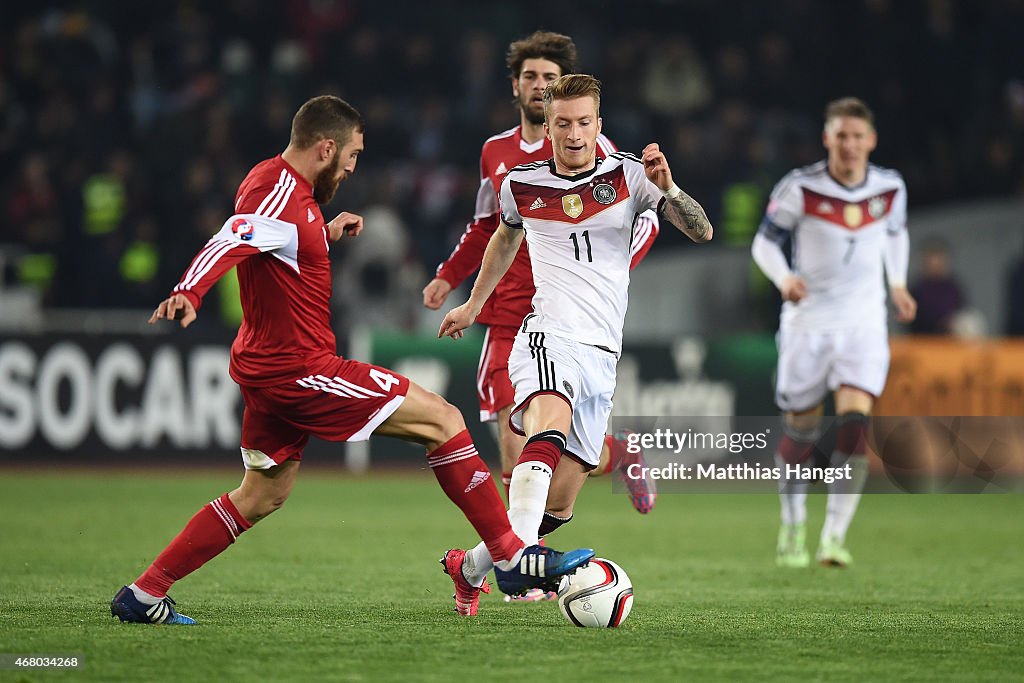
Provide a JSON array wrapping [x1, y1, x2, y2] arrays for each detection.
[[110, 585, 196, 625], [493, 544, 595, 596]]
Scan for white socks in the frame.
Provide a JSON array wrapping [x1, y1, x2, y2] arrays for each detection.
[[460, 459, 554, 586], [822, 454, 868, 543], [775, 453, 808, 526], [506, 461, 553, 547], [129, 583, 161, 605]]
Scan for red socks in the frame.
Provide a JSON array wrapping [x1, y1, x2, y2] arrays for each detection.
[[835, 413, 869, 457], [515, 431, 563, 471], [134, 493, 252, 598], [428, 430, 523, 562], [777, 434, 815, 465]]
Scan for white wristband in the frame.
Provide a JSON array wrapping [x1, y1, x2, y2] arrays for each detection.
[[663, 184, 683, 200]]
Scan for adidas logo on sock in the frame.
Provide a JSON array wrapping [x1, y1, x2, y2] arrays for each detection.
[[529, 197, 547, 210], [464, 470, 491, 493]]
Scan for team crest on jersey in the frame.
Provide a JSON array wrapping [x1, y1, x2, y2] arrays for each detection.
[[593, 183, 617, 205], [868, 196, 887, 219], [231, 218, 255, 241], [562, 380, 575, 398], [843, 203, 863, 228], [562, 194, 584, 218]]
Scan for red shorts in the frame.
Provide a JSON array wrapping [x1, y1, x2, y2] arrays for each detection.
[[239, 356, 410, 468], [476, 325, 518, 422]]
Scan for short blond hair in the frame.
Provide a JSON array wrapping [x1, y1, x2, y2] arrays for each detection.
[[824, 97, 874, 129], [542, 74, 601, 122]]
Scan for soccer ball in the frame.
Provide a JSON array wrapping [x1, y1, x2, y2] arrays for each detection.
[[557, 557, 633, 628]]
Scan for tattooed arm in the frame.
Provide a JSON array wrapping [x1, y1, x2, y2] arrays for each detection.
[[640, 143, 713, 243]]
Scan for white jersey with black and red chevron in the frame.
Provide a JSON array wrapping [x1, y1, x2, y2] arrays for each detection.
[[435, 126, 659, 329], [753, 161, 909, 331], [498, 153, 665, 354]]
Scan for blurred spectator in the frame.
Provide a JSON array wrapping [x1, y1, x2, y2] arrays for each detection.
[[0, 1, 1022, 323], [909, 238, 967, 335]]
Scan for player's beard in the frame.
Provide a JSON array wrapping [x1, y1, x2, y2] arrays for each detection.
[[313, 154, 343, 204], [519, 95, 545, 126]]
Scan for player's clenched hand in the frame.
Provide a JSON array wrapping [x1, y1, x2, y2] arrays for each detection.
[[641, 143, 673, 192], [438, 302, 477, 340], [327, 211, 363, 241], [422, 278, 453, 310], [148, 293, 197, 328], [780, 275, 808, 303], [890, 286, 918, 322]]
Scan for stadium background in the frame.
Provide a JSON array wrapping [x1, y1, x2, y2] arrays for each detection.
[[2, 0, 1022, 464], [1, 3, 1022, 681]]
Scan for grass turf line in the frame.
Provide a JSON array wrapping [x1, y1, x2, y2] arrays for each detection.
[[0, 470, 1021, 682]]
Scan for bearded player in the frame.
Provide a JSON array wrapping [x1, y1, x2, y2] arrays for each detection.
[[110, 95, 594, 625]]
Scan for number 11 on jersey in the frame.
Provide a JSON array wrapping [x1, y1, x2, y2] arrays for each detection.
[[570, 230, 593, 262]]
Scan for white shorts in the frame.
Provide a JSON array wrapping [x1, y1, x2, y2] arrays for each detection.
[[508, 331, 617, 468], [775, 326, 890, 412]]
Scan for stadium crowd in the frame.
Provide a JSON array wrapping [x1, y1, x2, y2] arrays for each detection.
[[2, 0, 1022, 326]]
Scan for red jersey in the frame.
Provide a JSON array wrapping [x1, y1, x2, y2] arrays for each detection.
[[435, 126, 658, 328], [172, 155, 336, 387]]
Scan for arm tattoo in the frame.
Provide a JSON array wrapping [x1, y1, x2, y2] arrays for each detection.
[[662, 189, 713, 242]]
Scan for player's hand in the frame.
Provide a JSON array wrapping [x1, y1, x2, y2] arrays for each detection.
[[422, 278, 453, 310], [780, 275, 808, 303], [327, 211, 364, 241], [438, 302, 478, 340], [148, 293, 197, 328], [641, 143, 673, 192], [890, 286, 918, 322]]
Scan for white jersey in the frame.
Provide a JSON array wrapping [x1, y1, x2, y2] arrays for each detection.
[[498, 153, 664, 354], [755, 161, 908, 331]]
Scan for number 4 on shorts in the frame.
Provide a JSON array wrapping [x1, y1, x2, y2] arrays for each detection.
[[369, 368, 400, 392]]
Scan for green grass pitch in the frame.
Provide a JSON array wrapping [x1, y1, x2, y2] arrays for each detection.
[[0, 467, 1021, 682]]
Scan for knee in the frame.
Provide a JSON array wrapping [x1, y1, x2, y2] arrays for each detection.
[[431, 397, 466, 442], [234, 487, 290, 524], [784, 413, 822, 440]]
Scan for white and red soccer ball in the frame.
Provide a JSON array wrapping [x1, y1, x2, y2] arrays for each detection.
[[557, 557, 633, 628]]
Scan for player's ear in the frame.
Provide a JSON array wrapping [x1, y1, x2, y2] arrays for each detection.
[[320, 138, 335, 162], [511, 76, 520, 98], [544, 121, 551, 140], [597, 117, 603, 135]]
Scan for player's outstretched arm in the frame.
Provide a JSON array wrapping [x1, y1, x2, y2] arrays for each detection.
[[149, 293, 197, 329], [438, 222, 523, 339], [641, 143, 712, 243]]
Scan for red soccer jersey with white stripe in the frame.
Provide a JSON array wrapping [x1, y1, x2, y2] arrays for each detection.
[[172, 155, 336, 387], [435, 127, 658, 329]]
